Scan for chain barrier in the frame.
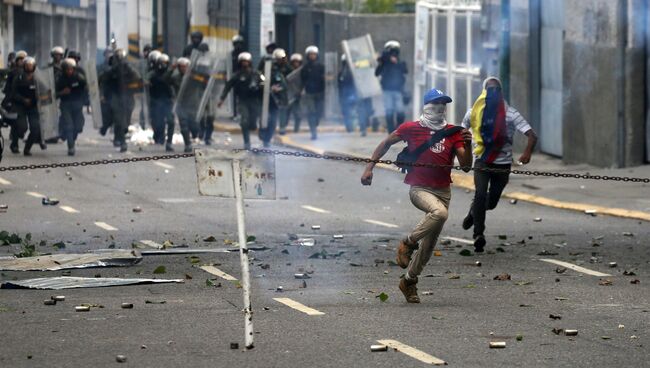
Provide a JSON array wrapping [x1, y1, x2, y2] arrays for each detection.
[[0, 148, 648, 184]]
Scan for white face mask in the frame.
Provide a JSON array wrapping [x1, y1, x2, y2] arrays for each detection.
[[419, 103, 447, 131]]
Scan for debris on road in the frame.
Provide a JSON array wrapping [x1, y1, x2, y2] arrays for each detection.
[[377, 292, 389, 302], [623, 270, 637, 276], [0, 250, 142, 271], [116, 355, 127, 363], [422, 291, 433, 296], [537, 250, 558, 256], [1, 277, 183, 290], [203, 236, 217, 242], [294, 273, 311, 279], [41, 197, 60, 206], [584, 209, 597, 216], [489, 342, 506, 349], [317, 178, 325, 182], [475, 261, 482, 267], [631, 279, 640, 284], [565, 330, 579, 336], [350, 262, 363, 267], [622, 232, 634, 237], [121, 303, 134, 309], [145, 300, 166, 304], [43, 299, 56, 306], [608, 262, 617, 268], [75, 306, 90, 312], [549, 314, 562, 320], [371, 345, 388, 352], [618, 324, 625, 330], [132, 206, 142, 213], [555, 297, 568, 301], [230, 343, 239, 350], [293, 238, 315, 247], [599, 279, 613, 286], [459, 249, 472, 257], [448, 274, 461, 280], [555, 267, 567, 274], [533, 218, 542, 222], [153, 266, 166, 274], [311, 225, 321, 230], [333, 235, 344, 240], [276, 286, 284, 292], [493, 274, 511, 281], [510, 199, 518, 205], [0, 204, 8, 213], [516, 335, 523, 341], [52, 295, 65, 301]]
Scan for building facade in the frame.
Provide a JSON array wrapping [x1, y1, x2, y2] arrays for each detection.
[[416, 0, 650, 167]]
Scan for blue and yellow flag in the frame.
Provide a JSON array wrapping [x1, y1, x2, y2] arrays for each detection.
[[469, 87, 508, 163]]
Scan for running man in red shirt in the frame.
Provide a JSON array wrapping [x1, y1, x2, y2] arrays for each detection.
[[361, 88, 473, 303]]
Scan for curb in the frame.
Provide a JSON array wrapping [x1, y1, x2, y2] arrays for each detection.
[[276, 135, 650, 223], [214, 122, 350, 135]]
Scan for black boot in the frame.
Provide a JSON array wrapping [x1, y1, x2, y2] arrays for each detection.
[[10, 139, 19, 154]]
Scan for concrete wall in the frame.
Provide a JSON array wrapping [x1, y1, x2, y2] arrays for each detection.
[[563, 0, 645, 167]]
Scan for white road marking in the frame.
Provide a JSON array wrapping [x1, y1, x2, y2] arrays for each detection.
[[273, 298, 325, 316], [139, 240, 164, 249], [364, 219, 399, 228], [85, 138, 100, 145], [301, 205, 331, 214], [376, 339, 446, 366], [441, 236, 474, 245], [200, 265, 238, 281], [540, 259, 612, 277], [26, 191, 46, 198], [94, 222, 118, 231], [0, 177, 12, 185], [158, 198, 197, 204], [154, 162, 175, 170], [59, 206, 80, 214]]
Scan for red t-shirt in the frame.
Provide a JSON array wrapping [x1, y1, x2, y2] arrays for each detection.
[[395, 122, 465, 189]]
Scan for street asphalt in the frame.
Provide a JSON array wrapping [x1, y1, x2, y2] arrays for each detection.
[[0, 126, 648, 367]]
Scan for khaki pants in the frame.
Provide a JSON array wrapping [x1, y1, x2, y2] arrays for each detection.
[[406, 186, 451, 279]]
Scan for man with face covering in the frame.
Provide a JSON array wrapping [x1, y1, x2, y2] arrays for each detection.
[[460, 77, 537, 253], [361, 88, 473, 303]]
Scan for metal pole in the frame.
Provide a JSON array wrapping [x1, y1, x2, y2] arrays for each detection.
[[499, 0, 511, 101], [261, 60, 271, 129], [232, 158, 254, 350]]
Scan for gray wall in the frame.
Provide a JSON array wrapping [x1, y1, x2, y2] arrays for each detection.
[[563, 0, 645, 167]]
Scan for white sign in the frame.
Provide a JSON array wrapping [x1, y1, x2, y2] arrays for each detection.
[[260, 0, 276, 55], [195, 149, 276, 200]]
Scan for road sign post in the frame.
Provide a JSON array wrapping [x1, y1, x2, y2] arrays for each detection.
[[195, 149, 276, 350]]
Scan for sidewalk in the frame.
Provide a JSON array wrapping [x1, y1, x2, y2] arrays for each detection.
[[274, 131, 650, 222]]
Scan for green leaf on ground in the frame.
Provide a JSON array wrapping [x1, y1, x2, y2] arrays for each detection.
[[463, 284, 476, 289], [246, 235, 257, 242], [377, 292, 389, 302], [52, 242, 66, 249], [206, 279, 216, 287], [459, 249, 472, 257], [516, 335, 523, 341], [153, 266, 166, 274], [496, 247, 505, 253]]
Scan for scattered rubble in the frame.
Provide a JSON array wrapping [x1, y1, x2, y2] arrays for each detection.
[[116, 355, 127, 363], [489, 342, 506, 349], [371, 345, 388, 352], [493, 274, 511, 281]]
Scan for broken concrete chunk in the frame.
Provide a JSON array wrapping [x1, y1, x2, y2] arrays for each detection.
[[75, 306, 90, 312], [44, 299, 56, 306], [42, 197, 60, 206], [292, 238, 315, 247], [371, 345, 388, 352], [493, 273, 511, 281], [533, 217, 542, 222], [230, 343, 239, 350], [565, 330, 578, 336], [132, 207, 142, 213], [598, 279, 613, 286], [549, 314, 562, 320], [294, 273, 311, 279], [311, 225, 321, 230], [116, 355, 127, 363], [51, 296, 65, 301], [333, 235, 344, 239], [121, 303, 134, 309]]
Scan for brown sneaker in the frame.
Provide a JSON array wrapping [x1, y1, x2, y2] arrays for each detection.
[[396, 238, 417, 269], [399, 276, 421, 303]]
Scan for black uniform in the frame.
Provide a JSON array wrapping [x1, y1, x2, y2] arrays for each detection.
[[148, 67, 175, 147], [56, 69, 88, 153], [2, 67, 21, 151], [11, 71, 40, 154], [106, 60, 140, 151], [260, 62, 289, 146], [220, 68, 263, 149], [300, 60, 325, 140], [97, 59, 113, 136]]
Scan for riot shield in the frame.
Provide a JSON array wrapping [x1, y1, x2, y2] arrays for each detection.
[[84, 60, 103, 129], [203, 57, 230, 120], [127, 59, 150, 128], [286, 66, 303, 105], [342, 34, 382, 99], [324, 52, 340, 120], [35, 67, 59, 141], [174, 50, 218, 123]]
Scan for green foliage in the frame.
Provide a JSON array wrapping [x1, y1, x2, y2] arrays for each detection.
[[14, 233, 36, 258], [0, 231, 22, 246], [365, 0, 396, 13]]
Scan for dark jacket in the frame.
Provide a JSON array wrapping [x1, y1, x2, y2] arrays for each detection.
[[56, 70, 88, 104], [300, 61, 325, 95], [182, 43, 200, 58], [11, 72, 38, 110], [148, 68, 175, 102], [220, 69, 263, 102], [375, 58, 407, 92], [338, 62, 356, 101]]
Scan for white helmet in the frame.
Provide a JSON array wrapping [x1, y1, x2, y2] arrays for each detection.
[[15, 50, 28, 60], [62, 58, 77, 69], [305, 46, 319, 55], [157, 54, 170, 65], [238, 52, 253, 62], [23, 57, 37, 68], [51, 46, 64, 56], [272, 48, 287, 60], [384, 40, 401, 50], [177, 57, 191, 67], [290, 53, 303, 62], [115, 49, 128, 60], [148, 50, 161, 63], [232, 35, 244, 43]]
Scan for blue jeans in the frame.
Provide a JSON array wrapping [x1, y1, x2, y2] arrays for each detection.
[[383, 90, 405, 133]]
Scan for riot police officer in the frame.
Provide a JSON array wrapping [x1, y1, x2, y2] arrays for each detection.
[[98, 48, 114, 136], [107, 49, 140, 152], [375, 40, 408, 133], [257, 42, 277, 72], [183, 31, 204, 57], [265, 48, 290, 140], [288, 53, 303, 133], [5, 51, 29, 153], [300, 46, 325, 140], [149, 53, 175, 152], [218, 52, 263, 150], [171, 57, 197, 152], [56, 58, 88, 156], [231, 35, 247, 74], [49, 46, 64, 77], [11, 57, 43, 156]]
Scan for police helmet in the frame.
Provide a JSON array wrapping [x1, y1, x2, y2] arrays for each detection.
[[23, 57, 37, 70], [15, 51, 28, 60], [272, 48, 287, 61], [290, 53, 303, 62], [384, 40, 401, 51], [68, 50, 81, 60], [177, 57, 191, 67], [148, 50, 162, 64], [157, 54, 170, 66], [51, 46, 64, 57], [191, 31, 204, 41], [62, 58, 77, 69], [238, 52, 253, 62], [305, 46, 319, 55], [232, 35, 245, 44]]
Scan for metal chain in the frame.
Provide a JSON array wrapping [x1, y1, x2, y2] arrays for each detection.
[[1, 148, 649, 184]]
